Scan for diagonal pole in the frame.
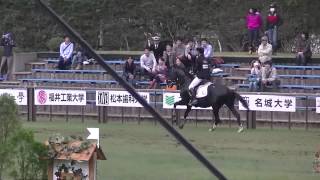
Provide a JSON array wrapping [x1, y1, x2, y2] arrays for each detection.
[[37, 0, 228, 179]]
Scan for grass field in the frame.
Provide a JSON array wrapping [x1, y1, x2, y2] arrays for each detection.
[[23, 120, 320, 180]]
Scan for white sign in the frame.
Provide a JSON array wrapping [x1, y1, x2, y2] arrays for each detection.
[[239, 94, 296, 112], [35, 89, 86, 106], [163, 92, 211, 110], [0, 89, 27, 105], [87, 128, 99, 148], [96, 90, 149, 107], [316, 97, 320, 113]]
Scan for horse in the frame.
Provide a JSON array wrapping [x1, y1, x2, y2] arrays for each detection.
[[168, 68, 249, 132]]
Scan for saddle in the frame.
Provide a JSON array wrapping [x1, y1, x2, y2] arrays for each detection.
[[195, 80, 213, 98]]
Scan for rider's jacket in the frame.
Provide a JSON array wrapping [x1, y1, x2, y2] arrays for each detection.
[[195, 55, 211, 80]]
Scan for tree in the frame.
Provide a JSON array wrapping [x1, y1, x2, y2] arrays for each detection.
[[0, 94, 21, 180], [9, 129, 48, 180]]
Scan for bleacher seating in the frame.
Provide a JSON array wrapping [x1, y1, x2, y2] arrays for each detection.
[[6, 56, 320, 93]]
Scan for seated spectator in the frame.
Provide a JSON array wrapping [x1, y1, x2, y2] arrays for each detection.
[[201, 38, 214, 59], [257, 36, 272, 64], [172, 37, 186, 59], [123, 56, 137, 87], [260, 61, 280, 91], [295, 32, 312, 66], [139, 48, 157, 80], [149, 57, 168, 89], [248, 60, 262, 91], [58, 35, 74, 70], [72, 50, 87, 70], [163, 44, 175, 71]]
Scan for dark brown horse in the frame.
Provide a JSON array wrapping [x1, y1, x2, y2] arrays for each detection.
[[168, 68, 249, 132]]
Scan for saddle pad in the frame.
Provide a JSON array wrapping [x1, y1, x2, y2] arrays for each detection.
[[196, 82, 213, 98]]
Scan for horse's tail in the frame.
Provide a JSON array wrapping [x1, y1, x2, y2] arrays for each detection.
[[234, 91, 249, 111]]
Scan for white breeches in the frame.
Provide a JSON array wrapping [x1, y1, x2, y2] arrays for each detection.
[[188, 77, 202, 90]]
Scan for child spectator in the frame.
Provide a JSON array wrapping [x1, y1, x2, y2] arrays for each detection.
[[248, 60, 262, 91], [295, 32, 312, 66], [149, 57, 168, 89], [58, 35, 74, 70], [246, 8, 262, 54], [139, 48, 157, 80], [258, 36, 273, 64], [266, 3, 282, 52], [123, 56, 137, 87], [261, 61, 280, 91]]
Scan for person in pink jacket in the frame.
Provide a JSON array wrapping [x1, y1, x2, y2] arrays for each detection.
[[246, 8, 262, 54]]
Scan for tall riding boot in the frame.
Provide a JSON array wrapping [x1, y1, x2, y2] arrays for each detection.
[[188, 88, 198, 106]]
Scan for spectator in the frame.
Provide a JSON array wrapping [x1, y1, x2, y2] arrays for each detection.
[[261, 61, 280, 91], [162, 44, 175, 71], [201, 39, 214, 59], [57, 35, 74, 70], [0, 32, 15, 80], [257, 36, 273, 64], [148, 34, 166, 62], [72, 49, 87, 70], [295, 32, 312, 66], [172, 38, 186, 59], [246, 8, 262, 54], [248, 60, 262, 91], [266, 3, 282, 52], [149, 57, 168, 89], [185, 39, 198, 72], [139, 48, 157, 80], [123, 56, 137, 87]]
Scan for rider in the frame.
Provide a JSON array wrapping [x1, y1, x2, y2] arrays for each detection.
[[188, 47, 211, 106]]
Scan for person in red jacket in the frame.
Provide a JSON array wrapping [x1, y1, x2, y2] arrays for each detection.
[[246, 8, 262, 54], [266, 3, 282, 53]]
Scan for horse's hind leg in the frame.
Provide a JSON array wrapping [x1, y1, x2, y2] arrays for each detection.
[[209, 104, 222, 131], [179, 105, 192, 129], [226, 103, 244, 133]]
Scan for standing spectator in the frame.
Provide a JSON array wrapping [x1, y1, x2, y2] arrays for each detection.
[[266, 3, 282, 53], [246, 8, 262, 54], [162, 44, 175, 71], [248, 60, 262, 91], [261, 61, 280, 91], [149, 57, 168, 89], [172, 38, 186, 59], [123, 56, 137, 87], [58, 35, 74, 70], [0, 32, 15, 80], [139, 48, 157, 80], [72, 49, 87, 70], [185, 39, 198, 72], [201, 39, 214, 59], [295, 32, 312, 66], [257, 36, 273, 64], [148, 34, 166, 62]]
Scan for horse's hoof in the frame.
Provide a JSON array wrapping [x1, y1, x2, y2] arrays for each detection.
[[179, 125, 184, 129], [237, 126, 244, 133], [209, 128, 213, 132]]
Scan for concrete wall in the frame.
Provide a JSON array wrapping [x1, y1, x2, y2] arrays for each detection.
[[13, 52, 37, 72]]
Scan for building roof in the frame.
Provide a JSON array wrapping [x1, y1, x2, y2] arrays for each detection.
[[48, 140, 106, 161]]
